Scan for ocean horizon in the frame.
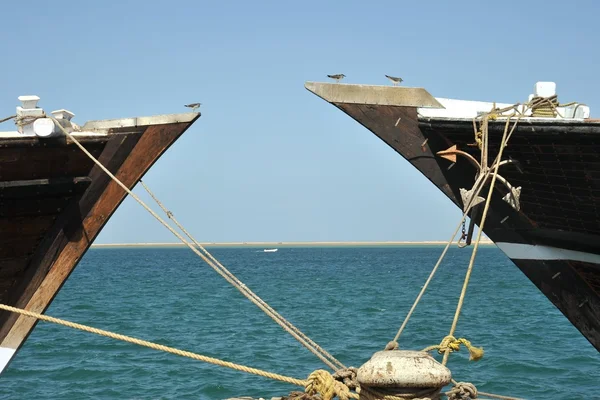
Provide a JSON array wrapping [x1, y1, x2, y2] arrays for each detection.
[[91, 240, 494, 248], [3, 246, 597, 399]]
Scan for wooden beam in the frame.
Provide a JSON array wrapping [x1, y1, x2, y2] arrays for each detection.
[[0, 177, 91, 199], [0, 216, 57, 239], [0, 132, 142, 337]]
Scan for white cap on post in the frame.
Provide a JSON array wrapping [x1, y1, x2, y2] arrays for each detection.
[[51, 109, 75, 121], [534, 82, 556, 98], [18, 95, 40, 109]]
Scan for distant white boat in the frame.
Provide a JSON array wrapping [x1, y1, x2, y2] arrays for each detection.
[[263, 248, 278, 253]]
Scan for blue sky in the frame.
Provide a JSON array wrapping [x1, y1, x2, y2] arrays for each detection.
[[2, 0, 598, 243]]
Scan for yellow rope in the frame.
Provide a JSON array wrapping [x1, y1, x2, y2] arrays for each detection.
[[530, 95, 560, 118], [442, 114, 522, 366], [392, 104, 527, 349], [0, 303, 415, 400], [0, 303, 306, 387], [390, 178, 487, 346], [423, 336, 484, 361], [306, 370, 351, 400], [2, 298, 516, 400], [45, 115, 343, 372]]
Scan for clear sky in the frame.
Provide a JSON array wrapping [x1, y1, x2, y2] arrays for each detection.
[[2, 0, 598, 243]]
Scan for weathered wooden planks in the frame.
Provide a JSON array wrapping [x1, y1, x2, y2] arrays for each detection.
[[0, 117, 198, 357], [0, 216, 57, 239], [0, 146, 104, 181], [0, 197, 72, 218]]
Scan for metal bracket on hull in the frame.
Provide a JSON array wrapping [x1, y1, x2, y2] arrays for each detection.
[[502, 186, 522, 211], [438, 145, 522, 212]]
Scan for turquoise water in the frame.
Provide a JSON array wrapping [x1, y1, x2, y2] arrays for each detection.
[[2, 246, 599, 399]]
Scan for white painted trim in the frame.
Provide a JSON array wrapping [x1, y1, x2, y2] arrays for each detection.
[[82, 112, 199, 131], [496, 242, 600, 264], [0, 347, 16, 374], [418, 97, 590, 120], [0, 131, 108, 138]]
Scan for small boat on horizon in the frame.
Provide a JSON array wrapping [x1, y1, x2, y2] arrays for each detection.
[[263, 248, 278, 253]]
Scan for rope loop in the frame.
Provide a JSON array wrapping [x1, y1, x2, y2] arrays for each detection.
[[306, 369, 350, 400], [446, 381, 477, 400]]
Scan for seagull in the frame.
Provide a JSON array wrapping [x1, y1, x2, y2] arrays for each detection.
[[327, 74, 346, 83], [385, 75, 403, 86], [184, 103, 202, 112]]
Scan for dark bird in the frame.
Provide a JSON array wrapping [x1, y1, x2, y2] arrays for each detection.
[[184, 103, 202, 111], [385, 75, 403, 86], [327, 74, 346, 83]]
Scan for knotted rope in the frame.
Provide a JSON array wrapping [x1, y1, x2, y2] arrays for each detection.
[[305, 369, 447, 400], [446, 380, 524, 400], [446, 382, 477, 400], [306, 370, 351, 400], [423, 336, 484, 362], [333, 367, 359, 390], [442, 115, 522, 366]]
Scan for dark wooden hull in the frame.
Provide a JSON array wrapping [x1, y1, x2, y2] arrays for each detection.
[[0, 112, 199, 371], [306, 82, 600, 352]]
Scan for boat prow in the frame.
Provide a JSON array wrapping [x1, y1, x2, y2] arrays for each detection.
[[0, 95, 200, 373], [306, 80, 600, 352]]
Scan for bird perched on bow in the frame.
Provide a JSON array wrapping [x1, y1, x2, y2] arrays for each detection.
[[327, 74, 346, 83], [184, 103, 202, 111], [385, 75, 403, 86]]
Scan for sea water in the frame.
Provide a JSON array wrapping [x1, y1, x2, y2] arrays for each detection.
[[2, 246, 599, 399]]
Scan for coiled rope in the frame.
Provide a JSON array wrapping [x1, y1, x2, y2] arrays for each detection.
[[530, 95, 560, 118]]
